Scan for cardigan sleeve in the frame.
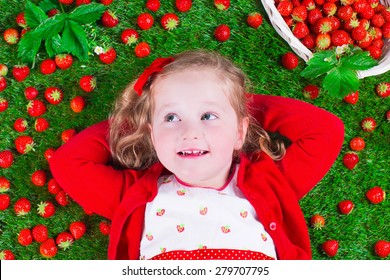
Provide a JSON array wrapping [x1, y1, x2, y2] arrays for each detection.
[[49, 120, 141, 219], [247, 94, 344, 200]]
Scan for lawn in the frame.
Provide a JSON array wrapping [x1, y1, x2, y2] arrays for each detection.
[[0, 0, 389, 260]]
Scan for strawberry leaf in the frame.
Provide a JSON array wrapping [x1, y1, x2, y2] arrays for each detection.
[[39, 0, 59, 13], [341, 52, 378, 71], [17, 32, 42, 64], [61, 20, 89, 61], [33, 13, 67, 39], [323, 66, 360, 98], [68, 3, 106, 24], [45, 34, 63, 57], [25, 0, 48, 29], [300, 50, 336, 78]]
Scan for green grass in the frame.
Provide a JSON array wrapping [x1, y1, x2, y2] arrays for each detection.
[[0, 0, 389, 260]]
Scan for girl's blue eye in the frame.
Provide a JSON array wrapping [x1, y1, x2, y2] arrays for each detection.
[[165, 114, 180, 122], [201, 113, 217, 120]]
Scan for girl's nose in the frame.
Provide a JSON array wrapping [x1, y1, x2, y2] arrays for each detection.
[[181, 122, 203, 140]]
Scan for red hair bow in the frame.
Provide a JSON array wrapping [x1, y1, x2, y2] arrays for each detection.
[[133, 57, 174, 96]]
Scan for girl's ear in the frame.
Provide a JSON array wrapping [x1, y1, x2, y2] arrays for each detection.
[[235, 117, 249, 150]]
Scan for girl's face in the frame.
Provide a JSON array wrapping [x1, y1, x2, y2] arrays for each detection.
[[150, 69, 248, 189]]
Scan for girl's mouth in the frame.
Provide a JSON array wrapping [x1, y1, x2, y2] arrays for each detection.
[[177, 150, 208, 157]]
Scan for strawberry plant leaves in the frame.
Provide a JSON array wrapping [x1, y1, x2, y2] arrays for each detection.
[[68, 3, 106, 24], [33, 13, 67, 39], [17, 32, 42, 64], [323, 66, 360, 98], [25, 1, 48, 29], [45, 34, 63, 57], [341, 52, 378, 71], [61, 20, 89, 61], [39, 0, 59, 13], [300, 50, 336, 79]]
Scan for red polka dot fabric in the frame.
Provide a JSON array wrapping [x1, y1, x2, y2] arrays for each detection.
[[149, 249, 275, 260]]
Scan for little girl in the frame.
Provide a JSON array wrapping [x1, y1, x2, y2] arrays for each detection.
[[50, 50, 344, 260]]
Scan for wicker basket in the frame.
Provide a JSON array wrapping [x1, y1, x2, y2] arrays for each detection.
[[261, 0, 390, 79]]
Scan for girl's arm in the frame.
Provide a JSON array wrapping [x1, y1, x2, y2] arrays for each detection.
[[248, 94, 344, 200], [49, 121, 141, 219]]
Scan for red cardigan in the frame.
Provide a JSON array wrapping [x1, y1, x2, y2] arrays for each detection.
[[49, 94, 344, 260]]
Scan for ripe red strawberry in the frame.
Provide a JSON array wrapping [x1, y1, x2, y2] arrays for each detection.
[[75, 0, 91, 5], [293, 22, 309, 39], [331, 30, 351, 46], [176, 0, 192, 12], [40, 59, 56, 75], [374, 240, 390, 258], [15, 135, 35, 154], [101, 10, 118, 28], [214, 0, 230, 10], [121, 29, 139, 45], [303, 84, 319, 99], [37, 201, 56, 218], [0, 176, 10, 192], [70, 96, 85, 113], [0, 249, 15, 260], [32, 224, 49, 243], [338, 200, 354, 214], [161, 13, 179, 30], [16, 12, 27, 28], [0, 76, 6, 92], [135, 42, 151, 58], [375, 82, 390, 98], [59, 0, 74, 4], [24, 86, 39, 100], [79, 75, 96, 92], [18, 228, 33, 246], [214, 24, 231, 42], [0, 150, 13, 168], [56, 232, 74, 250], [14, 118, 28, 132], [382, 21, 390, 38], [247, 12, 263, 28], [34, 118, 49, 132], [27, 99, 46, 117], [291, 5, 307, 22], [146, 0, 160, 12], [322, 240, 339, 257], [12, 65, 30, 82], [14, 197, 31, 216], [99, 221, 111, 235], [39, 238, 58, 258], [0, 63, 8, 76], [44, 147, 56, 162], [277, 1, 293, 17], [301, 34, 315, 49], [55, 54, 73, 70], [61, 128, 77, 143], [0, 98, 8, 112], [349, 137, 365, 151], [337, 5, 353, 21], [314, 17, 333, 34], [3, 28, 19, 44], [137, 13, 154, 30], [0, 194, 10, 210], [366, 186, 386, 204], [99, 47, 116, 64], [343, 91, 359, 104], [31, 170, 47, 187], [310, 214, 325, 230], [44, 87, 63, 105], [361, 117, 376, 132], [47, 178, 61, 195], [69, 221, 87, 239], [55, 190, 69, 206], [281, 52, 299, 70], [387, 110, 390, 122], [342, 152, 359, 170], [47, 8, 60, 17], [366, 45, 382, 60]]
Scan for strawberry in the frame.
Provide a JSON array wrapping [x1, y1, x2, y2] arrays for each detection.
[[75, 0, 91, 6], [382, 22, 390, 38], [314, 17, 333, 34], [375, 82, 390, 98], [214, 0, 230, 10], [343, 91, 359, 104], [15, 135, 35, 154], [366, 186, 386, 204], [101, 10, 118, 28], [310, 214, 325, 230], [0, 176, 10, 192], [331, 30, 350, 46], [44, 87, 63, 105], [291, 5, 307, 22], [338, 200, 354, 214], [31, 170, 47, 187], [323, 2, 337, 16], [387, 110, 390, 122], [176, 0, 192, 12], [47, 8, 60, 17], [322, 240, 339, 257], [55, 190, 69, 206], [0, 98, 8, 112], [99, 0, 113, 5], [47, 178, 61, 195], [161, 13, 179, 30], [349, 137, 366, 151], [27, 99, 46, 117], [14, 197, 31, 216], [137, 13, 154, 30], [0, 63, 8, 76], [99, 221, 111, 235], [361, 117, 376, 132], [44, 148, 56, 162], [0, 76, 6, 92], [99, 47, 117, 64], [61, 128, 77, 143], [301, 34, 315, 49], [16, 12, 27, 28], [342, 152, 359, 170], [302, 84, 319, 99], [24, 86, 39, 100], [69, 221, 87, 240], [32, 224, 49, 243], [39, 238, 58, 258], [366, 45, 382, 60], [0, 194, 10, 210], [337, 5, 353, 21], [146, 0, 160, 12], [281, 52, 299, 70], [70, 96, 85, 113], [14, 118, 28, 132], [214, 24, 231, 42], [59, 0, 74, 4], [0, 150, 13, 168], [55, 54, 73, 70], [12, 65, 30, 82], [121, 29, 139, 45], [56, 232, 74, 250], [135, 42, 151, 58], [277, 1, 293, 17], [293, 22, 309, 39], [374, 240, 390, 258], [40, 59, 56, 75], [79, 75, 96, 92], [18, 228, 33, 246], [247, 12, 263, 29], [3, 28, 19, 44], [34, 117, 50, 132], [0, 250, 15, 260], [37, 201, 56, 218]]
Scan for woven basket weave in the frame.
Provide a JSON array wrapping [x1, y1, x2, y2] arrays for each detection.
[[261, 0, 390, 79]]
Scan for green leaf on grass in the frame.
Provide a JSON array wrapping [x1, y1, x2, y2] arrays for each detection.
[[341, 52, 379, 71], [25, 0, 48, 29], [68, 3, 106, 24], [300, 50, 336, 79], [45, 34, 63, 57], [323, 66, 360, 98], [33, 13, 67, 39], [17, 32, 42, 64], [61, 20, 89, 61]]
